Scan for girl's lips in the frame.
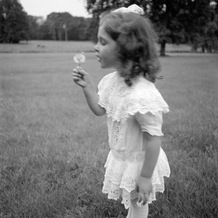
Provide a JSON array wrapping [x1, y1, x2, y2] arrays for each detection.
[[96, 54, 101, 62]]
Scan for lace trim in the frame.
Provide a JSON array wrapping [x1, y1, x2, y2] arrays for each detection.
[[102, 179, 157, 209], [113, 121, 121, 146], [102, 149, 170, 209], [105, 168, 136, 190], [102, 181, 132, 209], [121, 190, 131, 209], [110, 120, 128, 150], [100, 97, 169, 122], [102, 180, 121, 200], [98, 72, 169, 122], [111, 150, 144, 163]]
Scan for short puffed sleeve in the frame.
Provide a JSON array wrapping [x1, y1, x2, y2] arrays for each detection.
[[97, 72, 116, 109], [98, 72, 115, 96], [97, 74, 108, 96], [135, 111, 164, 136]]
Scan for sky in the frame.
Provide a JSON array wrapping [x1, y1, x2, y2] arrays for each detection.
[[19, 0, 91, 18]]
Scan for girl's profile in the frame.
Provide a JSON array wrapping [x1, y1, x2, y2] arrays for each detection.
[[72, 4, 170, 217]]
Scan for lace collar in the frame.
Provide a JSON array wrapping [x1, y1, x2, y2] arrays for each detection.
[[98, 72, 169, 121]]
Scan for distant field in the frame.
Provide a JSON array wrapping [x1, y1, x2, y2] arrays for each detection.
[[0, 40, 95, 53], [0, 41, 218, 217], [0, 40, 193, 53]]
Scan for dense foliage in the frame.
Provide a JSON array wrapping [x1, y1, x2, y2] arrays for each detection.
[[87, 0, 218, 55], [28, 13, 92, 41], [1, 0, 218, 53], [0, 0, 93, 43], [0, 0, 29, 43]]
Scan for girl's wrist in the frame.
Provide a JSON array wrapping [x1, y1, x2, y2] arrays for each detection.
[[139, 175, 152, 181], [140, 173, 152, 179], [82, 83, 96, 95], [81, 84, 87, 89], [82, 82, 91, 89]]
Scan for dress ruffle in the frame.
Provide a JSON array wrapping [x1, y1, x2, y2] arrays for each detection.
[[102, 148, 170, 209], [98, 72, 170, 209], [98, 72, 169, 122]]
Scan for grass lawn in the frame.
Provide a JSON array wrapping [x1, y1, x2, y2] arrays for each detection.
[[0, 41, 218, 218]]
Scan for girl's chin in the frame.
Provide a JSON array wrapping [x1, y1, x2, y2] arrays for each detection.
[[99, 61, 116, 69], [101, 66, 118, 71], [101, 65, 112, 69], [100, 63, 106, 69]]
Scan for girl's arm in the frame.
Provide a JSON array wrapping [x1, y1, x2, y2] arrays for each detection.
[[72, 67, 106, 116], [136, 132, 161, 205], [141, 132, 161, 178], [82, 85, 106, 116]]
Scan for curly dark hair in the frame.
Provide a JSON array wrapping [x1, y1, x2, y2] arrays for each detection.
[[100, 11, 161, 86]]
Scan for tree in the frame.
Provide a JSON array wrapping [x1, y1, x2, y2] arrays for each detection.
[[42, 13, 92, 41], [87, 0, 187, 55], [45, 12, 73, 41], [86, 0, 218, 55], [148, 0, 188, 56], [176, 0, 218, 52], [27, 16, 45, 40], [68, 17, 92, 40], [0, 0, 29, 43], [191, 0, 218, 52]]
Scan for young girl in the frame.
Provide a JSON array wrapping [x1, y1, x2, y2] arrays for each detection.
[[72, 4, 170, 218]]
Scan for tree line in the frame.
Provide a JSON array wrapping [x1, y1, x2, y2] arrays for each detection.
[[87, 0, 218, 55], [28, 13, 92, 41], [0, 0, 93, 42], [0, 0, 218, 55]]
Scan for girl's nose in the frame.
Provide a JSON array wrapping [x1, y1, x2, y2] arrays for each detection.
[[94, 43, 99, 52]]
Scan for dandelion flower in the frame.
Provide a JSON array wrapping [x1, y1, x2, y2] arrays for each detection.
[[73, 53, 86, 65]]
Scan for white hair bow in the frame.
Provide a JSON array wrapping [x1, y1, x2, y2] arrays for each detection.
[[113, 4, 144, 15]]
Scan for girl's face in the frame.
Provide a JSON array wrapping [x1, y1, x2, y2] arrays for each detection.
[[94, 25, 118, 69]]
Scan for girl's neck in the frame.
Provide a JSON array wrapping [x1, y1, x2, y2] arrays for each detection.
[[115, 65, 123, 75]]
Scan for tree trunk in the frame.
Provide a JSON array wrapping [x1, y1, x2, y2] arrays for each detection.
[[52, 27, 56, 40], [160, 39, 166, 56], [58, 29, 62, 40], [64, 27, 68, 41]]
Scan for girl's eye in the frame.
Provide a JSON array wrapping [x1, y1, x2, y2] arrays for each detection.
[[100, 38, 107, 45]]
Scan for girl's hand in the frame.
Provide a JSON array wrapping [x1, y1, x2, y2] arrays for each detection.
[[72, 67, 91, 88], [136, 176, 152, 206]]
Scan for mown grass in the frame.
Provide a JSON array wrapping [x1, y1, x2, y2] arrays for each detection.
[[0, 42, 218, 218]]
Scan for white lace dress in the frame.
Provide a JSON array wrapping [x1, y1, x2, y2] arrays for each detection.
[[97, 71, 170, 209]]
